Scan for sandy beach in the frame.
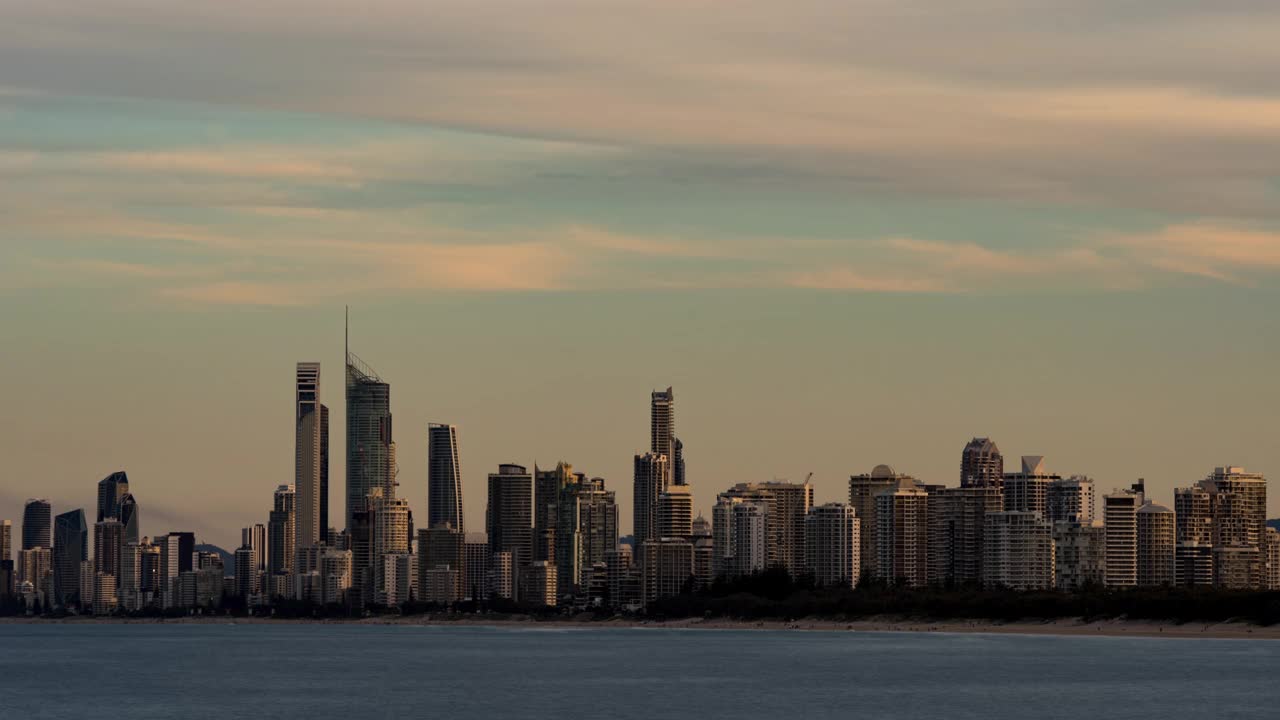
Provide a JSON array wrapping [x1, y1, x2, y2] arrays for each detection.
[[5, 614, 1279, 639]]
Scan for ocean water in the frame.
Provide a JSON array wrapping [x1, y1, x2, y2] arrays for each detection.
[[1, 624, 1277, 719]]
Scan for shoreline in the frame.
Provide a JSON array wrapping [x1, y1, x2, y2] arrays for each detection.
[[3, 615, 1278, 640]]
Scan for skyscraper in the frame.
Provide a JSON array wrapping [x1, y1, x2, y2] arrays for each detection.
[[960, 437, 1004, 489], [1002, 456, 1057, 517], [22, 499, 52, 550], [427, 423, 464, 532], [94, 519, 124, 581], [1, 520, 10, 566], [982, 511, 1055, 590], [1136, 501, 1176, 587], [346, 314, 394, 531], [53, 509, 88, 609], [673, 437, 686, 487], [486, 464, 533, 578], [295, 362, 323, 551], [320, 403, 330, 541], [928, 485, 1002, 587], [118, 494, 140, 546], [1104, 481, 1144, 587], [805, 503, 860, 588], [875, 484, 930, 586], [849, 465, 918, 579], [656, 485, 694, 539], [632, 452, 669, 548], [96, 472, 129, 523], [554, 474, 618, 597], [1046, 476, 1095, 524], [534, 462, 571, 563], [650, 387, 675, 483], [242, 524, 266, 576], [268, 485, 296, 582]]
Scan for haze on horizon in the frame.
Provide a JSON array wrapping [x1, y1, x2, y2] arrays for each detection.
[[1, 1, 1278, 549]]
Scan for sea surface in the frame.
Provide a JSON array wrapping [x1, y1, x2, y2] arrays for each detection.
[[1, 624, 1278, 719]]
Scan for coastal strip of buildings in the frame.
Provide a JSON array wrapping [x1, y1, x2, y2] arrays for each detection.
[[3, 321, 1277, 615]]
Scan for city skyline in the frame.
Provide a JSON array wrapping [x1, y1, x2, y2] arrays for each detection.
[[2, 323, 1278, 552], [2, 318, 1275, 555], [2, 2, 1280, 552]]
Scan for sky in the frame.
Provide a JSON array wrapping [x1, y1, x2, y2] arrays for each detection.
[[1, 1, 1279, 550]]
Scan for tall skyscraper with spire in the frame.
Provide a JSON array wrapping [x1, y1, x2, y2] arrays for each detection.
[[427, 423, 464, 531], [345, 309, 395, 531], [296, 362, 323, 550]]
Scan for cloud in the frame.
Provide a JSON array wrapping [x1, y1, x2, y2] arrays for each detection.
[[1, 0, 1279, 219], [1101, 222, 1280, 285]]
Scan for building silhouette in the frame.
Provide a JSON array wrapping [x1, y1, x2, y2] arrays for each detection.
[[805, 503, 860, 588], [960, 437, 1004, 489], [22, 499, 52, 551], [118, 494, 140, 546], [53, 509, 88, 609], [632, 452, 669, 548], [96, 472, 129, 523], [487, 464, 533, 580], [345, 312, 395, 531], [295, 362, 324, 552], [427, 423, 464, 533]]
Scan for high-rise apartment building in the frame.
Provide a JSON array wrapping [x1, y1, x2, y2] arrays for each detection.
[[718, 481, 813, 577], [1053, 521, 1105, 591], [427, 423, 464, 533], [53, 509, 88, 609], [22, 499, 52, 551], [656, 485, 694, 539], [1174, 466, 1268, 589], [96, 472, 129, 523], [555, 475, 618, 597], [520, 561, 558, 607], [268, 485, 296, 582], [928, 486, 1002, 586], [1002, 456, 1058, 518], [295, 362, 323, 551], [242, 524, 267, 577], [1265, 528, 1280, 591], [418, 524, 465, 602], [850, 465, 918, 579], [960, 437, 1004, 489], [1103, 481, 1144, 587], [487, 464, 533, 578], [650, 387, 675, 484], [93, 519, 124, 581], [641, 538, 692, 605], [1136, 501, 1176, 587], [464, 533, 490, 601], [345, 316, 394, 530], [370, 491, 411, 605], [983, 511, 1054, 590], [534, 462, 572, 562], [1046, 476, 1094, 524], [805, 503, 860, 588], [876, 485, 930, 587], [712, 498, 768, 579], [632, 452, 669, 548], [118, 494, 139, 546], [320, 403, 330, 541], [1, 520, 10, 567]]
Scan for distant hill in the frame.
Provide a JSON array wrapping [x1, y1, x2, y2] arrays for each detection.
[[195, 543, 235, 575], [1268, 519, 1280, 532]]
